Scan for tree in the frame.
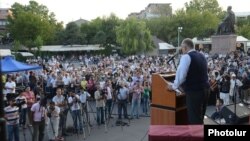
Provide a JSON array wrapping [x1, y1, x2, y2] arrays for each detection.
[[146, 1, 220, 46], [64, 22, 82, 45], [79, 14, 121, 46], [34, 35, 43, 56], [185, 0, 223, 17], [13, 40, 21, 53], [116, 18, 153, 55], [94, 31, 106, 45], [101, 13, 121, 46], [7, 1, 62, 49]]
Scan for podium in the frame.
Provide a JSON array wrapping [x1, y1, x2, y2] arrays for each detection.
[[151, 73, 188, 125]]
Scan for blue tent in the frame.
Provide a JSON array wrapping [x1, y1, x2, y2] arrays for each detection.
[[0, 56, 42, 73]]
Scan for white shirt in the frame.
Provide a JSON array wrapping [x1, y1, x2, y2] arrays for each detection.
[[31, 102, 46, 122], [172, 50, 194, 90], [68, 95, 80, 111], [52, 95, 66, 111], [5, 81, 16, 94], [50, 78, 57, 88], [229, 79, 243, 96], [106, 87, 112, 100], [79, 91, 90, 103], [63, 76, 71, 86], [46, 105, 60, 119]]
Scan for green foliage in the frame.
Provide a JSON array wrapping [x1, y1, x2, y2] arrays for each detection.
[[184, 0, 223, 16], [7, 0, 63, 48], [64, 22, 83, 45], [13, 40, 21, 52], [116, 18, 153, 55], [146, 0, 221, 46], [235, 15, 250, 39], [34, 35, 43, 56], [78, 14, 121, 46]]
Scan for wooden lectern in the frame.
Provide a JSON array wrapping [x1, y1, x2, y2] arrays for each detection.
[[151, 73, 188, 125]]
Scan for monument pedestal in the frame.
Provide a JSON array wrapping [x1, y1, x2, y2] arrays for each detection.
[[211, 35, 237, 55]]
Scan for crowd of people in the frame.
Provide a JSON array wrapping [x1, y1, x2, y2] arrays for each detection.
[[2, 50, 250, 141]]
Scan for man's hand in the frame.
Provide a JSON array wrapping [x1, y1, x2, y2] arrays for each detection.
[[168, 84, 174, 91]]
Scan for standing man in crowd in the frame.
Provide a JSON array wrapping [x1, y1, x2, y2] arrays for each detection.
[[46, 101, 60, 141], [31, 98, 47, 141], [68, 91, 83, 134], [117, 82, 129, 120], [5, 77, 16, 94], [94, 85, 105, 125], [23, 86, 35, 127], [52, 88, 68, 136], [4, 98, 19, 141], [169, 38, 210, 124]]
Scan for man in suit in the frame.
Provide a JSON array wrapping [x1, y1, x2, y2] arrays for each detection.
[[169, 38, 210, 124]]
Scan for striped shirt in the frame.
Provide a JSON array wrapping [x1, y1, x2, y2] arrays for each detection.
[[4, 106, 19, 125]]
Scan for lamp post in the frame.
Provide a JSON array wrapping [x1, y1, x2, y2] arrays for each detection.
[[177, 26, 183, 48]]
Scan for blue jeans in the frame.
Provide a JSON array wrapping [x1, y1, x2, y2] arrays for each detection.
[[59, 109, 68, 134], [71, 110, 83, 131], [106, 99, 112, 118], [7, 124, 19, 141], [142, 97, 149, 114], [130, 98, 140, 118], [19, 108, 27, 125], [96, 107, 104, 125], [118, 100, 128, 119]]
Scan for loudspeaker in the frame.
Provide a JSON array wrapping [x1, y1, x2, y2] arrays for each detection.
[[220, 106, 239, 124]]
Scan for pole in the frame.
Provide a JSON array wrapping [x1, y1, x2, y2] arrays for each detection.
[[177, 27, 182, 54], [233, 79, 237, 124], [0, 57, 7, 141], [178, 28, 180, 48]]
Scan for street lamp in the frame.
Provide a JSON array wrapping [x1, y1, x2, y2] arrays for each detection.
[[177, 26, 183, 48]]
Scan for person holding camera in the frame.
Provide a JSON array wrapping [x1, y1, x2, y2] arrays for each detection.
[[31, 98, 47, 141], [95, 85, 105, 125], [219, 73, 231, 105], [68, 91, 83, 133], [130, 81, 143, 119], [22, 86, 35, 127], [117, 82, 129, 120], [46, 101, 60, 141], [15, 92, 27, 128], [4, 98, 20, 141], [79, 88, 91, 125], [105, 80, 113, 119]]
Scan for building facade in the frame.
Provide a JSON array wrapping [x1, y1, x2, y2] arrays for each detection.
[[0, 8, 12, 33], [128, 3, 172, 19]]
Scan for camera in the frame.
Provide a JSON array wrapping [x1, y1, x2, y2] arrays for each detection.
[[47, 106, 55, 118], [14, 99, 26, 107]]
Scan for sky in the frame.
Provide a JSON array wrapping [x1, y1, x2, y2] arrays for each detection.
[[1, 0, 250, 24]]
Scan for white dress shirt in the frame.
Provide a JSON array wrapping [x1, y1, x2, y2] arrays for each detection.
[[172, 49, 195, 90], [68, 95, 80, 111], [79, 91, 91, 103]]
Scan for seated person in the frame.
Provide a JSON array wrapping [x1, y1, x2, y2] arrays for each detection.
[[211, 98, 224, 120]]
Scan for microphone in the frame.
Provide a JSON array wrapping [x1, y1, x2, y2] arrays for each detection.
[[167, 52, 178, 64]]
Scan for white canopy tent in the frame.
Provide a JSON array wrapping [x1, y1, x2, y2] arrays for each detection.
[[159, 43, 175, 50]]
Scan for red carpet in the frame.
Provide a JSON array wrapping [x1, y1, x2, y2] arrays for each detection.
[[149, 125, 204, 141]]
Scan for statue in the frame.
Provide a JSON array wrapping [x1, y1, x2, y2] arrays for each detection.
[[216, 6, 235, 35]]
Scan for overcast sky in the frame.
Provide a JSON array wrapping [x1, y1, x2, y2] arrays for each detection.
[[1, 0, 249, 24]]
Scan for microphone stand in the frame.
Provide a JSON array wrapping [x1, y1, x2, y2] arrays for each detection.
[[233, 79, 237, 124], [167, 53, 178, 70]]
